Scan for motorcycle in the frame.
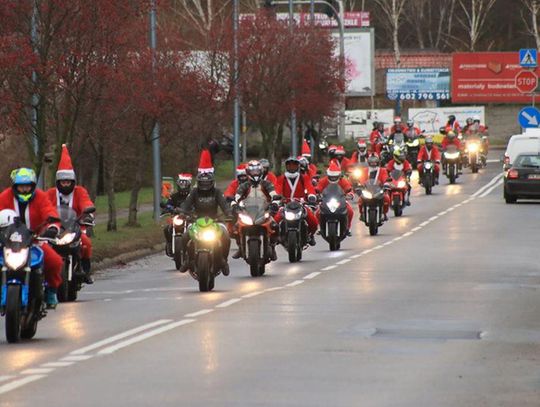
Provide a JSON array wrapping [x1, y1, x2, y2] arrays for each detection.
[[357, 179, 387, 236], [186, 216, 227, 292], [279, 199, 309, 263], [319, 183, 349, 251], [161, 205, 188, 271], [390, 133, 408, 156], [236, 190, 275, 277], [388, 170, 408, 217], [405, 131, 422, 164], [51, 206, 95, 302], [464, 135, 483, 174], [420, 160, 435, 195], [0, 218, 52, 342], [443, 145, 461, 184], [378, 136, 392, 166]]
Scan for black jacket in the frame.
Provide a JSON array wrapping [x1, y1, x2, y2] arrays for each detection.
[[180, 187, 230, 218]]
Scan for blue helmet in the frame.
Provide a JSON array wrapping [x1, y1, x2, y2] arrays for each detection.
[[11, 168, 37, 203]]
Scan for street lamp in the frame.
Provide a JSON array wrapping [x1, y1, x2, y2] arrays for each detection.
[[233, 0, 241, 172]]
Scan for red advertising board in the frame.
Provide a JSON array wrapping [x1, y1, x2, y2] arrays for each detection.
[[452, 52, 540, 103]]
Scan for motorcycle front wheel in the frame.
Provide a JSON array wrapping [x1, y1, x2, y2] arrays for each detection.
[[449, 165, 456, 184], [5, 285, 22, 343], [248, 239, 264, 277], [368, 209, 378, 236], [287, 232, 300, 263], [197, 253, 214, 292], [327, 222, 340, 251]]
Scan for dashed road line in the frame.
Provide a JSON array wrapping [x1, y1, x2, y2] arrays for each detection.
[[349, 254, 362, 259], [286, 280, 305, 287], [41, 362, 74, 368], [215, 298, 242, 308], [321, 265, 337, 271], [265, 286, 284, 292], [242, 291, 264, 298], [184, 309, 214, 318], [411, 226, 422, 232], [336, 259, 351, 265], [61, 355, 94, 362], [0, 375, 46, 395], [21, 368, 54, 375], [304, 272, 321, 280]]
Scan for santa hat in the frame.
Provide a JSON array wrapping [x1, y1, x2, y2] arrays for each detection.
[[335, 145, 346, 156], [235, 163, 247, 176], [56, 144, 76, 181], [197, 149, 214, 174], [327, 160, 341, 177], [177, 173, 192, 181], [301, 140, 311, 157]]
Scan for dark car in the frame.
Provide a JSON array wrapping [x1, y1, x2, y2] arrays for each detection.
[[504, 152, 540, 203]]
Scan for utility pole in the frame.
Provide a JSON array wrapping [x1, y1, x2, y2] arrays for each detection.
[[289, 0, 298, 157], [233, 0, 241, 171], [31, 0, 41, 187], [150, 0, 162, 222]]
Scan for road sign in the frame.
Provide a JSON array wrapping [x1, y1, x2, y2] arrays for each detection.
[[518, 106, 540, 128], [515, 70, 538, 93], [519, 48, 538, 68]]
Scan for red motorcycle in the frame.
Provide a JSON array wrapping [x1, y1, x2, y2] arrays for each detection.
[[388, 169, 408, 217]]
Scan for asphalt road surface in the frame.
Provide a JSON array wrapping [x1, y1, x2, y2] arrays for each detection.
[[1, 159, 539, 406]]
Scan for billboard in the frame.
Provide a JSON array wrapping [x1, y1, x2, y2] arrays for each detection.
[[334, 28, 375, 96], [452, 52, 540, 103], [240, 12, 370, 28], [386, 68, 450, 100], [408, 106, 485, 134], [345, 109, 395, 139]]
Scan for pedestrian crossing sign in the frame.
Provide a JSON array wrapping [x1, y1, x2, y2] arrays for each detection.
[[519, 49, 538, 68]]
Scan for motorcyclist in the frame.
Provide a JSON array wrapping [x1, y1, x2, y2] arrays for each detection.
[[301, 140, 318, 178], [417, 136, 441, 184], [224, 163, 247, 201], [350, 138, 369, 164], [445, 114, 461, 133], [0, 168, 63, 308], [179, 150, 232, 276], [232, 160, 279, 260], [463, 115, 489, 165], [441, 131, 463, 173], [370, 122, 386, 155], [315, 160, 354, 234], [332, 145, 352, 171], [259, 158, 278, 186], [388, 122, 405, 142], [390, 117, 404, 134], [386, 147, 412, 206], [162, 173, 192, 257], [405, 119, 421, 141], [356, 154, 390, 221], [275, 157, 319, 246], [46, 144, 96, 284]]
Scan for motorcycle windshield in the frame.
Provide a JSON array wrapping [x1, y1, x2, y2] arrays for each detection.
[[390, 169, 404, 181], [394, 134, 404, 144], [0, 221, 33, 250], [57, 206, 79, 230], [242, 188, 268, 221], [322, 183, 346, 203]]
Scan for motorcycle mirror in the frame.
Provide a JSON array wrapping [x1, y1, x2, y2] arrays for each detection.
[[84, 206, 96, 214]]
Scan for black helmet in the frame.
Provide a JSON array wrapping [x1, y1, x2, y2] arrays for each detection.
[[196, 171, 214, 191], [439, 127, 447, 135], [176, 173, 192, 194], [448, 115, 456, 123], [466, 117, 473, 125], [246, 160, 263, 185]]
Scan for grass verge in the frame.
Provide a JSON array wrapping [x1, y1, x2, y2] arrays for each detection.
[[95, 187, 153, 213]]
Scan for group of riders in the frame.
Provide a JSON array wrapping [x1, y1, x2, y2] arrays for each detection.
[[0, 114, 489, 310]]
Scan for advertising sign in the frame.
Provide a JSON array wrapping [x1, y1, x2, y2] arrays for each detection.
[[386, 68, 450, 100], [408, 106, 485, 134], [452, 52, 540, 103], [240, 12, 370, 28], [334, 28, 375, 96], [345, 109, 395, 139]]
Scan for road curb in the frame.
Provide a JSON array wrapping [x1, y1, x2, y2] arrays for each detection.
[[94, 243, 165, 273]]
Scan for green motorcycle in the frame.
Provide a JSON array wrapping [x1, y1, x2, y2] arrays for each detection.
[[187, 217, 224, 292]]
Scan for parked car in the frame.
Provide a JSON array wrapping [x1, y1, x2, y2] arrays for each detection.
[[503, 152, 540, 203]]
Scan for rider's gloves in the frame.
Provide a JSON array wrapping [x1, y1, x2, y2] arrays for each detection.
[[42, 226, 59, 239]]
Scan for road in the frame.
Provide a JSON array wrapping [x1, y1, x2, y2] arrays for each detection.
[[1, 160, 539, 406]]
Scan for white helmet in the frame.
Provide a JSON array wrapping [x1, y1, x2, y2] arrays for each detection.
[[0, 209, 18, 228]]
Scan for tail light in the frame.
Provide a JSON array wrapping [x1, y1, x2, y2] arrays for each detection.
[[503, 155, 510, 165], [508, 169, 519, 179]]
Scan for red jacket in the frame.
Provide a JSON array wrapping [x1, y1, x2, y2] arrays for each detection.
[[386, 159, 412, 173], [0, 188, 59, 232], [370, 130, 384, 147], [445, 122, 461, 133], [224, 179, 240, 199], [441, 137, 461, 150], [265, 171, 278, 187], [275, 174, 315, 200], [46, 186, 94, 216], [308, 164, 318, 179], [418, 146, 441, 163], [316, 176, 352, 194], [357, 167, 389, 186]]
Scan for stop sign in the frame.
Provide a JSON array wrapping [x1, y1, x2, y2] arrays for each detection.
[[515, 70, 538, 94]]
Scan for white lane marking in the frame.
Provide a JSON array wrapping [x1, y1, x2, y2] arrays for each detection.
[[97, 319, 195, 355], [41, 361, 74, 368], [438, 210, 448, 216], [402, 232, 413, 237], [478, 178, 503, 198], [61, 355, 94, 362], [411, 226, 422, 232], [321, 265, 337, 271], [70, 319, 172, 355], [0, 375, 46, 395], [265, 286, 284, 292], [429, 216, 438, 221], [419, 221, 429, 227], [304, 272, 321, 280], [486, 159, 499, 163], [472, 173, 502, 197], [286, 280, 304, 287], [453, 203, 462, 208], [21, 368, 54, 375], [392, 236, 403, 242], [336, 259, 351, 265], [184, 309, 214, 318], [373, 245, 383, 250], [215, 298, 242, 308], [362, 249, 373, 255], [242, 291, 264, 298], [349, 254, 362, 259], [0, 376, 15, 383], [382, 241, 393, 246]]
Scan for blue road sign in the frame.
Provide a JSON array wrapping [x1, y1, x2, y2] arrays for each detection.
[[518, 106, 540, 128], [519, 49, 538, 68]]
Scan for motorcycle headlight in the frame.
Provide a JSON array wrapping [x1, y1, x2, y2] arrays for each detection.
[[468, 143, 479, 152], [200, 229, 217, 242], [327, 198, 340, 213], [397, 180, 406, 188], [361, 190, 373, 200], [4, 248, 29, 270], [352, 168, 362, 178], [172, 216, 184, 226], [424, 162, 432, 170], [57, 232, 77, 246], [445, 152, 460, 160], [285, 211, 301, 221], [238, 213, 253, 225]]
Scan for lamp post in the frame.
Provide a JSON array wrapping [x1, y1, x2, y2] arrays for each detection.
[[31, 0, 41, 187], [149, 0, 162, 222], [289, 0, 298, 157], [233, 0, 241, 172]]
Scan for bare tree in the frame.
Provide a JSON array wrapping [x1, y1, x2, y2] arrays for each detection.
[[521, 0, 540, 49], [456, 0, 497, 51], [404, 0, 457, 50], [373, 0, 408, 65]]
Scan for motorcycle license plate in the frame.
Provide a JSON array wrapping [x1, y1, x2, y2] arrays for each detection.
[[528, 174, 540, 179]]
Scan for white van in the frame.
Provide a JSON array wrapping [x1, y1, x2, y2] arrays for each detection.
[[503, 131, 540, 170]]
